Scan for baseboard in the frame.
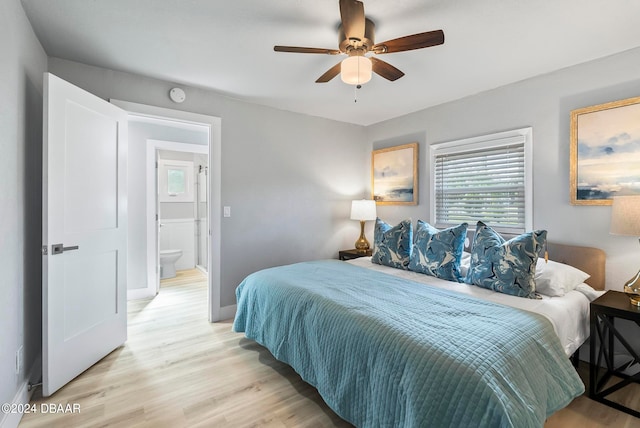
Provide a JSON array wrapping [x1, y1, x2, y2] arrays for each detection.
[[219, 304, 237, 321], [0, 355, 42, 428], [127, 286, 156, 300]]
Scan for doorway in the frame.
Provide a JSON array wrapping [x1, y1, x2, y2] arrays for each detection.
[[153, 142, 209, 294], [110, 99, 223, 322]]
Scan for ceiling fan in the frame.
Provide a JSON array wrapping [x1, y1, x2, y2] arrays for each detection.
[[274, 0, 444, 85]]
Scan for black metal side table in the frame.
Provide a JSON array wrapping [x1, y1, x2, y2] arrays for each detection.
[[590, 290, 640, 418]]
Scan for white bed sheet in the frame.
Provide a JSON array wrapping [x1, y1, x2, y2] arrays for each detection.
[[347, 257, 605, 356]]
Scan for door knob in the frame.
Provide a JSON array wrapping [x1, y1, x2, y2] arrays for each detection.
[[51, 244, 79, 255]]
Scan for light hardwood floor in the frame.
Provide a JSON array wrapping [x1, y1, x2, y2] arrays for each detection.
[[19, 269, 640, 427]]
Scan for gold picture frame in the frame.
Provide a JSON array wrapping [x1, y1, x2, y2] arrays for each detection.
[[371, 142, 418, 205], [570, 96, 640, 205]]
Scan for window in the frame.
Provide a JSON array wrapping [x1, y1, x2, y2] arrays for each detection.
[[159, 160, 194, 202], [167, 168, 186, 195], [429, 127, 532, 234]]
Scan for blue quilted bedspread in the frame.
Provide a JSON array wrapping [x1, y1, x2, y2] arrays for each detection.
[[233, 260, 584, 428]]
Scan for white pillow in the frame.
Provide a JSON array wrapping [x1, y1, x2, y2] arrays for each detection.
[[534, 258, 590, 297], [459, 251, 471, 278], [574, 283, 606, 302]]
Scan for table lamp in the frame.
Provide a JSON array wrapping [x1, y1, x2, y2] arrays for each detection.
[[610, 195, 640, 306], [350, 200, 377, 252]]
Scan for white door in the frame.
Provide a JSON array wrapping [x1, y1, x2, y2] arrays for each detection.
[[42, 73, 128, 397]]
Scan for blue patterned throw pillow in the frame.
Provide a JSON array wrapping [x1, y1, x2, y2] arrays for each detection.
[[409, 221, 468, 282], [466, 221, 547, 298], [371, 218, 412, 270]]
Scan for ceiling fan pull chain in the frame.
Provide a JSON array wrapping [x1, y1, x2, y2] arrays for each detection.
[[355, 58, 359, 103], [354, 84, 362, 103]]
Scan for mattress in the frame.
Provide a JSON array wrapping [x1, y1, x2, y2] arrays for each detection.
[[348, 256, 601, 356]]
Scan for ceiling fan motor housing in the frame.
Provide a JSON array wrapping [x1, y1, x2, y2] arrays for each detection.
[[339, 18, 375, 55]]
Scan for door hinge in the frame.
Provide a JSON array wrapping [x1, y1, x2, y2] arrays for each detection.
[[41, 245, 48, 256], [156, 214, 159, 221]]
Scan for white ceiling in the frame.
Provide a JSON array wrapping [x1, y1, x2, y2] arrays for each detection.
[[21, 0, 640, 126]]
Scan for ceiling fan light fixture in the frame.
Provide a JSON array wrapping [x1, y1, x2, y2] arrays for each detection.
[[340, 56, 372, 85]]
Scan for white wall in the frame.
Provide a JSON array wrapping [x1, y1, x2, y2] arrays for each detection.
[[0, 0, 47, 424], [48, 58, 369, 307], [366, 47, 640, 293]]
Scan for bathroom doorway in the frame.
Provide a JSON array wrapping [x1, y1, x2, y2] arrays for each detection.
[[110, 99, 224, 322], [155, 144, 209, 292]]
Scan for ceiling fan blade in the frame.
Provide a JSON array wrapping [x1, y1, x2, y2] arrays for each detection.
[[373, 30, 444, 54], [316, 62, 342, 83], [340, 0, 365, 42], [274, 46, 341, 55], [370, 57, 405, 81]]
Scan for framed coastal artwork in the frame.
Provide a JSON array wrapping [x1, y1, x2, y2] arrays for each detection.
[[570, 96, 640, 205], [371, 142, 418, 205]]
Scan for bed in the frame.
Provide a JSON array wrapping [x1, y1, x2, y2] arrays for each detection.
[[233, 232, 605, 428]]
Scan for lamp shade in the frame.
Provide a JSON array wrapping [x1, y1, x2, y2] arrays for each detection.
[[341, 56, 372, 85], [610, 195, 640, 236], [350, 199, 377, 221]]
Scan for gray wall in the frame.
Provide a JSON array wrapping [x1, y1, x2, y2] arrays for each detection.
[[0, 0, 47, 417], [48, 58, 369, 307], [366, 47, 640, 293]]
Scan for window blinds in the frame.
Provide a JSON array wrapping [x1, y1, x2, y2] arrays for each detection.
[[434, 139, 526, 232]]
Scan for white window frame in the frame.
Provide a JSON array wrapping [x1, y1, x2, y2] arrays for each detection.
[[429, 127, 533, 233]]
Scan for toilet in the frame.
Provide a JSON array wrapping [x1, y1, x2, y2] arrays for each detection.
[[160, 249, 183, 279]]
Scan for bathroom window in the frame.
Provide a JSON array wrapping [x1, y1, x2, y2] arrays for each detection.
[[159, 160, 194, 202], [167, 168, 186, 195]]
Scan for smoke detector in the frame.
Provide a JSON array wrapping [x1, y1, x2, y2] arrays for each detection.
[[169, 87, 186, 103]]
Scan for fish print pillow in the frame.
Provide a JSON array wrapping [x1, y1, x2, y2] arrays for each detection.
[[466, 221, 547, 298], [409, 221, 468, 282], [371, 218, 412, 270]]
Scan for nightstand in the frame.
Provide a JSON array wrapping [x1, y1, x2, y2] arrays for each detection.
[[589, 290, 640, 418], [338, 249, 372, 261]]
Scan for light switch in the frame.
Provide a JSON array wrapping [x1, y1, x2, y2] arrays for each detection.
[[223, 206, 231, 217]]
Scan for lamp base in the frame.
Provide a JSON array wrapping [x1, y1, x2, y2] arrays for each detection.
[[354, 220, 370, 252], [628, 294, 640, 306], [623, 268, 640, 306]]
